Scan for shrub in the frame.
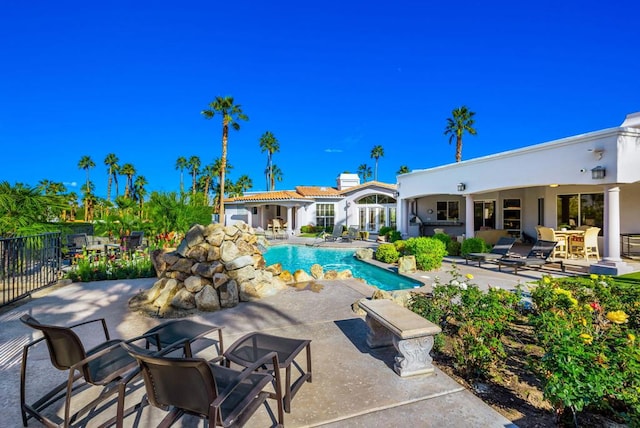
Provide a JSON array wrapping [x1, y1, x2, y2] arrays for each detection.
[[461, 237, 488, 256], [394, 240, 406, 255], [408, 268, 521, 378], [530, 274, 640, 422], [433, 232, 452, 248], [378, 226, 394, 237], [404, 237, 447, 271], [66, 250, 156, 282], [388, 230, 402, 242], [375, 243, 400, 264], [447, 240, 461, 256]]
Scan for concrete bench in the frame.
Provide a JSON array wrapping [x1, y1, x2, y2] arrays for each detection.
[[358, 299, 441, 377]]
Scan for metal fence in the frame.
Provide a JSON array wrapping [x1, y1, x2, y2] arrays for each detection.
[[1, 232, 61, 307]]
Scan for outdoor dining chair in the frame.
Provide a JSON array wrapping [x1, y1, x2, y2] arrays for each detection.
[[121, 342, 282, 427], [19, 314, 138, 428]]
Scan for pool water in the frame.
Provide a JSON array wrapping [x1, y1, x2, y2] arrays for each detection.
[[263, 245, 422, 291]]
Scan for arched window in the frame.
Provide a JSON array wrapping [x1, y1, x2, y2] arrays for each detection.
[[356, 194, 396, 204]]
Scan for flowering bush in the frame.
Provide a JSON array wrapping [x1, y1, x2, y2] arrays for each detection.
[[408, 268, 521, 378], [66, 249, 156, 282], [530, 274, 640, 423]]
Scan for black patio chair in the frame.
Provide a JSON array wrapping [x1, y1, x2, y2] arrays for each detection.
[[497, 239, 565, 274], [19, 314, 138, 428], [465, 236, 516, 267], [121, 342, 282, 427], [65, 233, 88, 259]]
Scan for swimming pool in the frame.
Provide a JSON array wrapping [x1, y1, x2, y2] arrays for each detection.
[[263, 245, 422, 291]]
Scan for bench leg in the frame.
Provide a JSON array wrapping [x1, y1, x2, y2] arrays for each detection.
[[365, 316, 394, 348], [393, 336, 436, 377]]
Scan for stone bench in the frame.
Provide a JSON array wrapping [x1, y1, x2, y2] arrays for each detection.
[[358, 299, 441, 377]]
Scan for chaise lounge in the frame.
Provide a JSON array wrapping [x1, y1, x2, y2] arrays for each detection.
[[497, 239, 565, 274], [465, 236, 516, 267]]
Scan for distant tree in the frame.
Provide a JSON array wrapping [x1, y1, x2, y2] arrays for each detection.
[[357, 164, 372, 182], [259, 131, 280, 191], [201, 96, 249, 224], [0, 181, 67, 236], [175, 156, 188, 194], [187, 156, 201, 196], [228, 175, 253, 197], [270, 164, 283, 189], [397, 165, 410, 175], [104, 153, 119, 202], [120, 163, 136, 198], [370, 145, 384, 181], [133, 175, 148, 214], [77, 155, 95, 193], [444, 105, 477, 162]]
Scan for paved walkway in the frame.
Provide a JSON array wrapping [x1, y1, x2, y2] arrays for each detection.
[[1, 272, 518, 427]]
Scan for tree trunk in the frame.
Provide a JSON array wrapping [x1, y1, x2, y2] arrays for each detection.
[[456, 135, 463, 162], [219, 118, 228, 224]]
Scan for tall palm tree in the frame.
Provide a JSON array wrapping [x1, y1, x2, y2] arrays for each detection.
[[120, 163, 136, 198], [200, 163, 217, 205], [80, 182, 95, 221], [175, 156, 188, 194], [396, 165, 410, 175], [133, 175, 148, 215], [227, 175, 253, 197], [357, 164, 372, 182], [201, 96, 249, 224], [370, 145, 384, 181], [77, 155, 95, 193], [104, 153, 119, 202], [259, 131, 280, 191], [188, 156, 201, 197], [270, 164, 283, 190], [444, 105, 477, 163]]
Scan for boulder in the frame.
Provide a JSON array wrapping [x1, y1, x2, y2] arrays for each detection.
[[195, 285, 221, 311], [293, 270, 312, 282], [171, 288, 196, 310], [220, 241, 241, 263], [398, 255, 417, 274], [224, 254, 255, 271], [310, 264, 324, 279], [266, 263, 283, 275], [184, 275, 209, 293], [336, 269, 353, 280], [219, 279, 239, 308], [324, 270, 338, 280], [212, 272, 230, 288], [227, 265, 256, 283], [355, 248, 374, 260], [279, 270, 293, 283]]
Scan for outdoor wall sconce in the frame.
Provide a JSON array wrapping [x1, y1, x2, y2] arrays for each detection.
[[591, 166, 606, 180], [457, 183, 466, 192]]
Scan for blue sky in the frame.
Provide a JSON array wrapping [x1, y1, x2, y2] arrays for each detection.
[[2, 1, 639, 199]]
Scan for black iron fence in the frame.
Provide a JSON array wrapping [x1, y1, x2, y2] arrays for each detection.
[[1, 232, 61, 307]]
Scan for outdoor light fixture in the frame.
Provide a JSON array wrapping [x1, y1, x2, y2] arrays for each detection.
[[549, 184, 559, 188], [457, 183, 466, 192], [591, 166, 606, 180], [393, 190, 399, 198]]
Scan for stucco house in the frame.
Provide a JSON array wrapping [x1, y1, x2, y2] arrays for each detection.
[[396, 112, 640, 274], [224, 173, 398, 235]]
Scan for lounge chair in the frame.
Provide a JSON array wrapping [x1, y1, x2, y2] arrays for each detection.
[[498, 239, 565, 274], [465, 236, 516, 267], [121, 342, 282, 428], [19, 314, 139, 428], [324, 226, 343, 242], [343, 226, 359, 243]]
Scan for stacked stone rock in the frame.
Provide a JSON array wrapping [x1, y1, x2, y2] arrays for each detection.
[[142, 222, 359, 315]]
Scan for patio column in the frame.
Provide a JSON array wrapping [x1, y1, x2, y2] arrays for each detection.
[[246, 207, 252, 228], [397, 197, 405, 236], [286, 206, 293, 235], [465, 194, 474, 238], [603, 185, 622, 262]]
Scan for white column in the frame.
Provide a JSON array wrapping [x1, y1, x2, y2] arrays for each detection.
[[603, 186, 622, 262], [286, 206, 293, 235], [246, 206, 252, 228], [465, 194, 474, 238], [397, 197, 404, 235]]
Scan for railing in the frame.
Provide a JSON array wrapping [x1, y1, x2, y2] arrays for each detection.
[[1, 232, 62, 307], [621, 233, 640, 259]]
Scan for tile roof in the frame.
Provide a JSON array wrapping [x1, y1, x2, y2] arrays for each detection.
[[295, 186, 343, 197], [225, 190, 309, 202], [338, 181, 397, 194]]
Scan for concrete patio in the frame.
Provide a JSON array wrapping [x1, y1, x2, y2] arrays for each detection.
[[1, 266, 523, 427]]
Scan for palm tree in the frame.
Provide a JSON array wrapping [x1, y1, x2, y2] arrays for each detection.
[[80, 182, 95, 221], [188, 156, 201, 197], [270, 164, 283, 190], [104, 153, 119, 202], [120, 163, 136, 198], [201, 96, 249, 224], [444, 105, 477, 162], [0, 181, 67, 236], [199, 163, 217, 205], [175, 156, 188, 194], [228, 175, 253, 197], [259, 131, 280, 191], [133, 175, 148, 215], [77, 155, 95, 193], [396, 165, 410, 175], [357, 164, 372, 182], [370, 145, 384, 181]]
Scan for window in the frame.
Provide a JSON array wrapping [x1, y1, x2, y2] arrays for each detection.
[[316, 204, 335, 228], [252, 207, 258, 215], [556, 193, 603, 230], [356, 194, 396, 204], [436, 201, 459, 221], [276, 206, 281, 217]]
